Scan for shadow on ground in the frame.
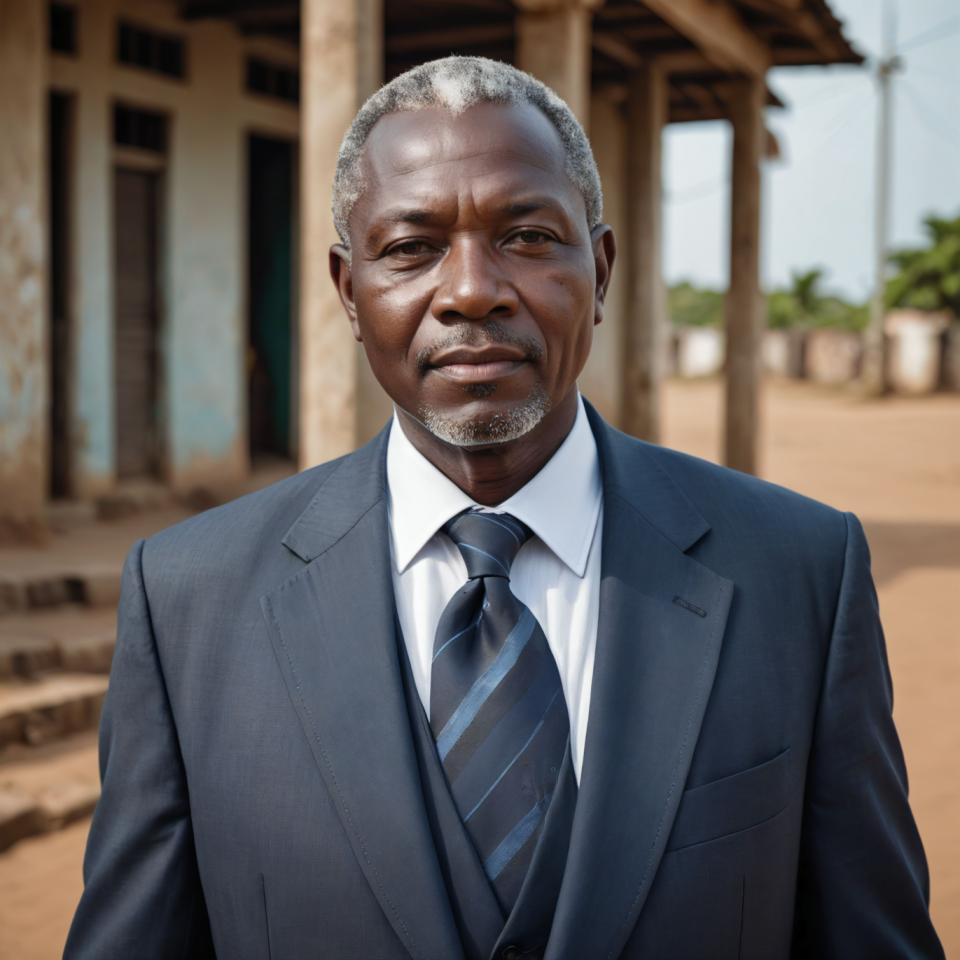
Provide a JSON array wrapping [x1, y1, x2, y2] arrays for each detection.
[[861, 520, 960, 587]]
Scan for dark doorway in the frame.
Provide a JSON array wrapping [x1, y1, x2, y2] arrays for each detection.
[[113, 166, 162, 479], [247, 134, 294, 460], [48, 91, 73, 498]]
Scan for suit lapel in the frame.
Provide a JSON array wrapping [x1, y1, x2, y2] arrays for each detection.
[[546, 408, 734, 960], [260, 429, 463, 960]]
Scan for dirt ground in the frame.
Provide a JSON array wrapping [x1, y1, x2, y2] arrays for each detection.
[[1, 376, 958, 958]]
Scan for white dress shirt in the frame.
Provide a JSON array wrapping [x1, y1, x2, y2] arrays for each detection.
[[386, 395, 603, 785]]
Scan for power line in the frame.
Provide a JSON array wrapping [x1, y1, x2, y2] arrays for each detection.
[[787, 76, 870, 112], [900, 78, 960, 152], [903, 61, 960, 90], [898, 14, 960, 54]]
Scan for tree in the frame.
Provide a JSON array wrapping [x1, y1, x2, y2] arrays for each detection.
[[886, 213, 960, 319], [765, 268, 868, 331], [668, 281, 724, 327]]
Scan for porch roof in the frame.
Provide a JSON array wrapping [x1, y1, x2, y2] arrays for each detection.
[[180, 0, 864, 122]]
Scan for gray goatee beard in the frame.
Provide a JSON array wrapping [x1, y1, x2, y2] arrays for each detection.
[[418, 385, 550, 447]]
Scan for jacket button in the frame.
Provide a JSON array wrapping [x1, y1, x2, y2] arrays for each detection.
[[501, 947, 523, 960]]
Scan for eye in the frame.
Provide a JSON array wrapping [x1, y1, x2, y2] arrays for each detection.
[[508, 229, 554, 246], [384, 239, 438, 259]]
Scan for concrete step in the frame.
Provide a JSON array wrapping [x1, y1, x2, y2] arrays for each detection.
[[0, 608, 115, 680], [0, 567, 120, 617], [0, 730, 99, 852], [94, 481, 174, 521], [0, 674, 109, 752]]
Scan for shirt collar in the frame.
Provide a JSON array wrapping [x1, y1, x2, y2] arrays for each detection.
[[386, 394, 602, 578]]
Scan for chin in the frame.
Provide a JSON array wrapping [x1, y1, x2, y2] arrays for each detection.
[[418, 388, 550, 448]]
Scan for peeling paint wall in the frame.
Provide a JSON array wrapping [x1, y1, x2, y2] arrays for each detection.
[[46, 0, 299, 496], [0, 0, 48, 536]]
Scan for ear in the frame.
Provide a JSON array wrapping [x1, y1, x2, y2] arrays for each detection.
[[329, 245, 362, 341], [590, 224, 616, 327]]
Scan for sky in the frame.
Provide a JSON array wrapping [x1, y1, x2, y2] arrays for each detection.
[[661, 0, 960, 301]]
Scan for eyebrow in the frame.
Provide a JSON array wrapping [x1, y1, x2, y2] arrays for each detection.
[[497, 198, 560, 217], [376, 197, 565, 226], [380, 208, 436, 226]]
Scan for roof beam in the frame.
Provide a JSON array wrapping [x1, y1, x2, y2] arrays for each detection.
[[386, 24, 513, 55], [639, 0, 771, 78], [655, 49, 714, 74], [592, 32, 643, 69]]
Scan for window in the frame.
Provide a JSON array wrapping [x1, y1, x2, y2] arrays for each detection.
[[246, 57, 299, 105], [117, 21, 186, 80], [50, 3, 77, 55], [113, 104, 168, 155]]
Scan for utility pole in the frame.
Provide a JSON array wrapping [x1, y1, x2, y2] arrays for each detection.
[[861, 0, 903, 395]]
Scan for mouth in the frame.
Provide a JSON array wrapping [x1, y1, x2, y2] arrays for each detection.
[[427, 346, 530, 384]]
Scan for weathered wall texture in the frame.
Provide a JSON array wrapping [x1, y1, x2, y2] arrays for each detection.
[[0, 0, 48, 536], [47, 0, 300, 494], [68, 0, 114, 498]]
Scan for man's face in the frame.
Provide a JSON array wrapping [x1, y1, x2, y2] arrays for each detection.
[[331, 100, 614, 447]]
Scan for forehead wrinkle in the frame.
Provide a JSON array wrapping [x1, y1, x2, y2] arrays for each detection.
[[381, 146, 560, 179]]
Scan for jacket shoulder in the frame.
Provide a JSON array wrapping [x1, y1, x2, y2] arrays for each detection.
[[140, 456, 346, 573], [636, 438, 849, 553]]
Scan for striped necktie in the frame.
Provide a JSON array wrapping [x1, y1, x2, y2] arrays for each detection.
[[430, 508, 570, 914]]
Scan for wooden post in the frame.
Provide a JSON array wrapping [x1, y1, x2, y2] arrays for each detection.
[[621, 62, 667, 442], [724, 77, 764, 475], [300, 0, 382, 469], [0, 0, 48, 539], [515, 0, 602, 126]]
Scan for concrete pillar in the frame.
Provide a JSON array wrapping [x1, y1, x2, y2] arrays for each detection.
[[72, 0, 116, 499], [579, 91, 627, 425], [515, 0, 602, 126], [723, 77, 765, 475], [621, 62, 667, 442], [166, 20, 247, 493], [0, 0, 48, 538], [300, 0, 382, 467]]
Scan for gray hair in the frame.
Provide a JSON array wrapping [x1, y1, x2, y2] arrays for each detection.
[[332, 55, 603, 247]]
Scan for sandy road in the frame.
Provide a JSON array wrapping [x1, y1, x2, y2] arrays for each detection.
[[1, 377, 957, 958]]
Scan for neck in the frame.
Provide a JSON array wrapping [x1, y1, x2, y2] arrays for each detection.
[[396, 390, 579, 505]]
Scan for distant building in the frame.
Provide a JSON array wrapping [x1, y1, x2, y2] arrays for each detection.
[[0, 0, 859, 537]]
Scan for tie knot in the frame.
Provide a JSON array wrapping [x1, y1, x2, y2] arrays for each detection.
[[443, 509, 531, 579]]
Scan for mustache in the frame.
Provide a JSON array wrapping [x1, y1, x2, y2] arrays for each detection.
[[415, 321, 544, 372]]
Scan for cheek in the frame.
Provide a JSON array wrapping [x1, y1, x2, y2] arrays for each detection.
[[355, 281, 430, 360], [531, 269, 596, 371]]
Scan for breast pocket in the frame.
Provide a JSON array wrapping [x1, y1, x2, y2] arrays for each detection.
[[666, 747, 793, 852]]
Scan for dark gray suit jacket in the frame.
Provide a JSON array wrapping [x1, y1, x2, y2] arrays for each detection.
[[65, 405, 943, 959]]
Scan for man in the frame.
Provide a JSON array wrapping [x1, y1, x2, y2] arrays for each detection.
[[65, 57, 942, 959]]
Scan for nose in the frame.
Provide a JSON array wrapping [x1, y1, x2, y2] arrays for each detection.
[[431, 238, 518, 323]]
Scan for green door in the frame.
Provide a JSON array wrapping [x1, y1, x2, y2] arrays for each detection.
[[248, 134, 294, 459]]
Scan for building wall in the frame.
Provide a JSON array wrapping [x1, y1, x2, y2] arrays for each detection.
[[48, 0, 299, 496], [0, 0, 48, 536]]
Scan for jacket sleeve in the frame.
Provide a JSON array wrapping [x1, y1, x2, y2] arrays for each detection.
[[792, 512, 944, 958], [63, 539, 215, 959]]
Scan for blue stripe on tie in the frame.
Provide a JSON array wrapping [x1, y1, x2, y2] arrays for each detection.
[[484, 801, 546, 880], [472, 512, 523, 544], [433, 609, 483, 662], [464, 687, 563, 822], [436, 608, 536, 760], [458, 543, 510, 575]]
